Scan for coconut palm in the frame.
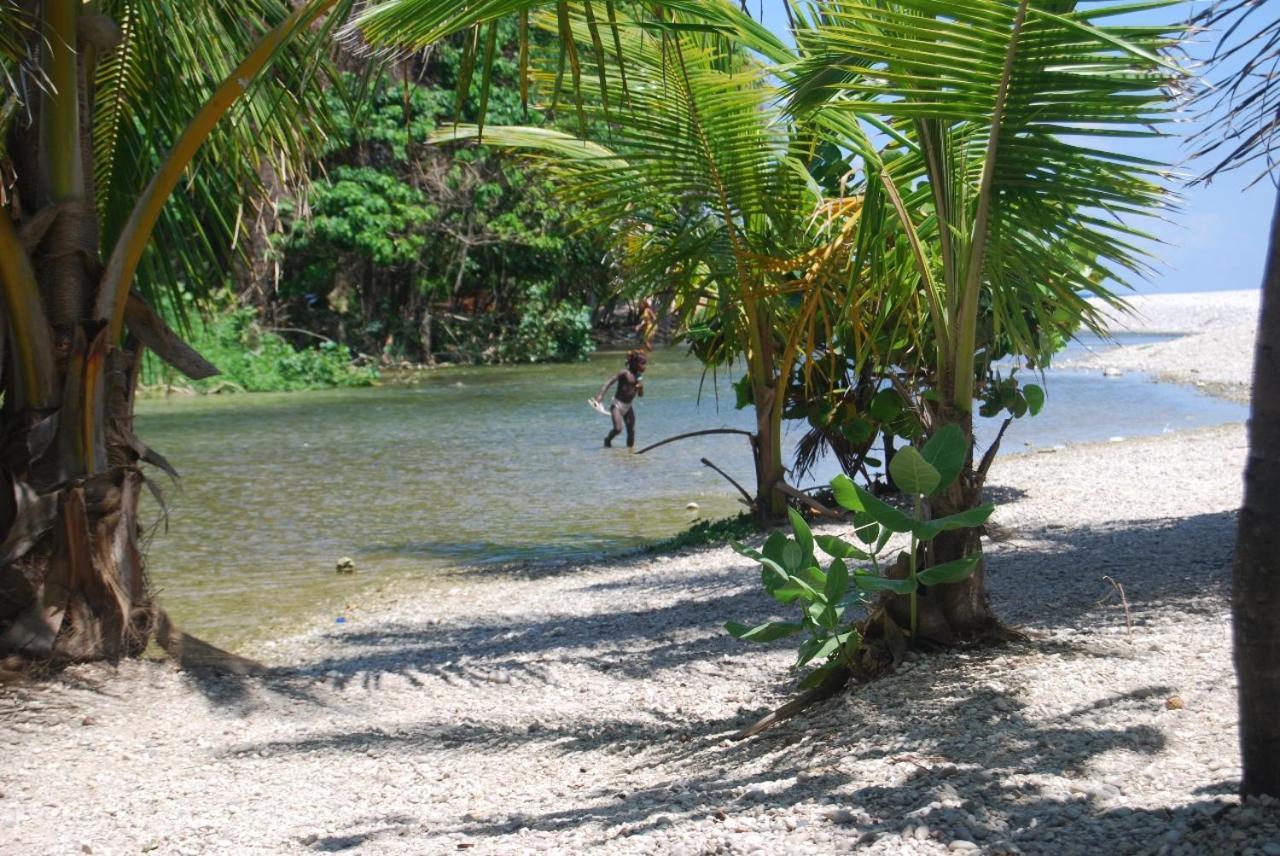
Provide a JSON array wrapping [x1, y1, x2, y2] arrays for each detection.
[[1193, 0, 1280, 801], [358, 0, 1185, 641], [431, 17, 912, 520], [780, 0, 1184, 640], [0, 0, 357, 663]]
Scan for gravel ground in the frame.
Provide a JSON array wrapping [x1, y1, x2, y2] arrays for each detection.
[[3, 422, 1276, 855], [3, 290, 1272, 854], [1067, 290, 1261, 402]]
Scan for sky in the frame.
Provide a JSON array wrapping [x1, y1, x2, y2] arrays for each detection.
[[755, 1, 1271, 295]]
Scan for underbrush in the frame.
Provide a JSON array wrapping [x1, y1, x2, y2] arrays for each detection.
[[142, 308, 379, 394]]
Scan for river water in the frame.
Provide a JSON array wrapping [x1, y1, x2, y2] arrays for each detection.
[[135, 337, 1246, 650]]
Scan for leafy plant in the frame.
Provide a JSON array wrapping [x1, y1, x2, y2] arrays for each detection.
[[727, 507, 872, 690], [727, 424, 994, 685]]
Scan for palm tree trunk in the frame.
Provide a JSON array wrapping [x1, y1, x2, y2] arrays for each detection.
[[1235, 188, 1280, 798]]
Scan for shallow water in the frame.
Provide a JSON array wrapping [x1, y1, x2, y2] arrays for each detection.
[[135, 338, 1245, 649]]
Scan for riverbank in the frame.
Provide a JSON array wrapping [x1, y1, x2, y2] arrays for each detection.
[[1068, 289, 1260, 402], [3, 418, 1275, 854]]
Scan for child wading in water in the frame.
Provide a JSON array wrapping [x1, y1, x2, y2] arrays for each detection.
[[596, 351, 647, 448]]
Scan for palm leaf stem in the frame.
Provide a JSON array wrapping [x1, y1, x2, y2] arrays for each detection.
[[951, 0, 1029, 412], [39, 0, 83, 201], [0, 212, 58, 409], [94, 0, 341, 343]]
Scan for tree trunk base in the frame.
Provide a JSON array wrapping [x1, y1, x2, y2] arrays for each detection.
[[732, 606, 1024, 740]]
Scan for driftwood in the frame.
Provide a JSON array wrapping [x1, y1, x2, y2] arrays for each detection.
[[634, 428, 754, 456], [773, 480, 844, 520], [732, 664, 852, 740], [699, 457, 754, 507]]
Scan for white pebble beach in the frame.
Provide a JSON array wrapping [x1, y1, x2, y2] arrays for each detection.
[[2, 290, 1276, 856]]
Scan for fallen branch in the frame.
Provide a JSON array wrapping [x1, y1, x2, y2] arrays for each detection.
[[732, 664, 851, 740], [634, 428, 754, 456], [699, 457, 754, 508], [774, 480, 844, 520]]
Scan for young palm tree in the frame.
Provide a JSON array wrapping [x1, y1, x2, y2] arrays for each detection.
[[0, 0, 355, 662], [432, 19, 905, 520], [1193, 0, 1280, 801], [781, 0, 1183, 639], [359, 0, 1185, 641]]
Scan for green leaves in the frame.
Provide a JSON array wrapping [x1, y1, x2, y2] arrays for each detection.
[[917, 555, 980, 586], [830, 475, 914, 533], [888, 446, 940, 497], [725, 620, 804, 642], [921, 424, 966, 494], [913, 503, 996, 541]]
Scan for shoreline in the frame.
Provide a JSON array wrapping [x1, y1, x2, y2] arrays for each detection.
[[1067, 289, 1259, 404], [5, 423, 1272, 855], [4, 290, 1273, 854]]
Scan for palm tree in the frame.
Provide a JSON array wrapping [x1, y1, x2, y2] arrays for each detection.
[[780, 0, 1183, 639], [431, 18, 906, 520], [0, 0, 356, 662], [358, 0, 1184, 640], [1193, 0, 1280, 800]]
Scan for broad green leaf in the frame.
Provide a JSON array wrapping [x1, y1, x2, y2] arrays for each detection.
[[852, 572, 916, 595], [781, 540, 803, 571], [725, 620, 804, 642], [851, 483, 915, 533], [831, 474, 861, 511], [729, 540, 761, 561], [811, 635, 841, 660], [913, 502, 996, 541], [788, 507, 814, 560], [841, 416, 875, 446], [1024, 384, 1046, 416], [798, 659, 841, 689], [854, 512, 882, 547], [795, 636, 823, 668], [761, 560, 805, 604], [921, 424, 967, 493], [795, 564, 828, 597], [825, 557, 849, 602], [815, 534, 870, 561], [888, 446, 940, 496], [917, 555, 981, 586], [762, 532, 789, 567], [869, 388, 903, 422]]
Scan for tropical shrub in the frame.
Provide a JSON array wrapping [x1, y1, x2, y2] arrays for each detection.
[[143, 308, 377, 393], [728, 425, 993, 686]]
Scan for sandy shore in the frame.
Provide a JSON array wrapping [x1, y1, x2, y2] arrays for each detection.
[[3, 292, 1275, 855], [1069, 290, 1260, 402]]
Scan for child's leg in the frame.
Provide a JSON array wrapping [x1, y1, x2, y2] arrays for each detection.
[[624, 407, 636, 448], [605, 404, 624, 447]]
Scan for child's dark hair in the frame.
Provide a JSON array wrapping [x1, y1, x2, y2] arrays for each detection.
[[627, 350, 647, 372]]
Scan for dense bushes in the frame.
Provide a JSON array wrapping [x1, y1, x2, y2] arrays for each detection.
[[143, 308, 377, 393]]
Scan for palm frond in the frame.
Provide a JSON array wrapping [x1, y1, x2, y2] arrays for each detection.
[[89, 0, 358, 316]]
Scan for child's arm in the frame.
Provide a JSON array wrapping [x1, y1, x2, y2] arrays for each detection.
[[596, 373, 618, 402]]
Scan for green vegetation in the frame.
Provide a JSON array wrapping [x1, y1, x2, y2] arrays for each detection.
[[729, 425, 989, 687], [268, 24, 610, 365], [142, 308, 377, 394], [650, 514, 760, 553]]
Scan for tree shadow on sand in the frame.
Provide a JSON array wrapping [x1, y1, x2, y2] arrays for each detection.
[[196, 508, 1267, 851]]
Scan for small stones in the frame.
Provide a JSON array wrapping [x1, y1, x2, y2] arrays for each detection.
[[335, 557, 356, 575], [1166, 695, 1185, 710]]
